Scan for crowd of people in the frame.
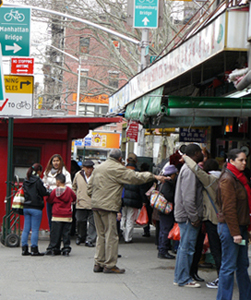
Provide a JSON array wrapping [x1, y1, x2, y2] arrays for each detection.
[[19, 145, 251, 299]]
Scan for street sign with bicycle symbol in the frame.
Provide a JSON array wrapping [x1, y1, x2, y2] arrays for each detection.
[[4, 9, 25, 22], [0, 75, 33, 117], [0, 7, 30, 56]]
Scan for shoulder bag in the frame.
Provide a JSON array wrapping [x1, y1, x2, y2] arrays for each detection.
[[150, 183, 173, 214]]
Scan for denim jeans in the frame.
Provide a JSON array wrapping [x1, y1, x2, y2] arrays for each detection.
[[174, 221, 200, 286], [21, 208, 42, 247], [217, 223, 251, 300]]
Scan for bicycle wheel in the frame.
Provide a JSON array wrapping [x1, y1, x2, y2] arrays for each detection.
[[25, 103, 31, 110], [4, 13, 12, 22], [17, 13, 25, 22]]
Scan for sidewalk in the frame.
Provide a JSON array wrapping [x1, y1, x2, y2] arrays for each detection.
[[0, 227, 250, 300]]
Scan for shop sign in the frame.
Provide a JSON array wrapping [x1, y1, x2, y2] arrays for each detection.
[[179, 128, 206, 143], [126, 121, 139, 142]]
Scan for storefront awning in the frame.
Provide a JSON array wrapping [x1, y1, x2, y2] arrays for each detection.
[[124, 93, 251, 128]]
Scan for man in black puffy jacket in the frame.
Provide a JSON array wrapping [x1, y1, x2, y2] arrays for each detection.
[[121, 153, 142, 243]]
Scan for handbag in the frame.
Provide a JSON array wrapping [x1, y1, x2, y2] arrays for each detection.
[[136, 205, 149, 226], [150, 184, 173, 214], [12, 187, 25, 215]]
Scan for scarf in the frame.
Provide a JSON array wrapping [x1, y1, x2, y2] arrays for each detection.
[[227, 162, 251, 230]]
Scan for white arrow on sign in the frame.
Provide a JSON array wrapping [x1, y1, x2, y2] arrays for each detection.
[[5, 43, 22, 54], [142, 17, 150, 26]]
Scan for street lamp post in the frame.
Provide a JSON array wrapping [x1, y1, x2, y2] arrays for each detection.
[[50, 45, 81, 116]]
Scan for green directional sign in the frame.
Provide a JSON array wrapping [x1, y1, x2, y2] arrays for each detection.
[[0, 7, 30, 57], [0, 44, 4, 103], [134, 0, 159, 28]]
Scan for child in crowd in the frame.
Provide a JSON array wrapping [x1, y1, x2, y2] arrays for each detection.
[[45, 173, 76, 256]]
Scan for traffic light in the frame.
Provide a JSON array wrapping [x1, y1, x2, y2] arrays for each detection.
[[0, 1, 3, 7]]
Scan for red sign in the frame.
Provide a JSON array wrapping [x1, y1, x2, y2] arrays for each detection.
[[126, 121, 139, 142], [11, 58, 34, 75]]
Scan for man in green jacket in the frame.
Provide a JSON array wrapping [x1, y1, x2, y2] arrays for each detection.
[[87, 149, 165, 274]]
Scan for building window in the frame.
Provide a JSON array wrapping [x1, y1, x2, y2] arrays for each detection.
[[13, 146, 41, 181], [108, 71, 119, 88], [80, 70, 88, 89], [79, 105, 108, 117], [79, 37, 90, 54]]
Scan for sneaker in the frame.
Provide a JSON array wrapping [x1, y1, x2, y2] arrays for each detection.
[[103, 266, 125, 274], [206, 278, 219, 289], [184, 281, 201, 288], [173, 282, 178, 286]]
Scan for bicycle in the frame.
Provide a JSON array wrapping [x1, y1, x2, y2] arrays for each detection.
[[16, 101, 31, 110], [4, 9, 25, 22]]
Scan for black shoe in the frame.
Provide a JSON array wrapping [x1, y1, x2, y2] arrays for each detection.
[[62, 251, 70, 256], [93, 264, 104, 273], [142, 232, 150, 237], [22, 245, 31, 256], [85, 241, 95, 247], [45, 249, 53, 256], [192, 273, 205, 282], [158, 252, 175, 259], [30, 246, 44, 256], [76, 238, 81, 245]]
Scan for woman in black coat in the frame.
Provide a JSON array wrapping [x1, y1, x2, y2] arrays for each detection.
[[22, 163, 50, 256], [157, 165, 178, 259]]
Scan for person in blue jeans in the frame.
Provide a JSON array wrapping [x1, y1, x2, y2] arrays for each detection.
[[216, 149, 251, 300], [22, 163, 50, 256], [173, 144, 204, 288]]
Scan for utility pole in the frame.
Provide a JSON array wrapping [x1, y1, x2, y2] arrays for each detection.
[[140, 28, 150, 71]]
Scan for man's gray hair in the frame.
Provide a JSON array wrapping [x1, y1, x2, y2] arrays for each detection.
[[109, 149, 122, 160]]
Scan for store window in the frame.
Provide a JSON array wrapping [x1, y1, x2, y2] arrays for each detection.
[[79, 37, 90, 54], [13, 146, 41, 181]]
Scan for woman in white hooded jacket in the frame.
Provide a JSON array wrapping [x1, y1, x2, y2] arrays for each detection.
[[43, 154, 72, 229]]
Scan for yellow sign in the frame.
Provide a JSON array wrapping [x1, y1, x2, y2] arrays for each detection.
[[4, 75, 33, 94]]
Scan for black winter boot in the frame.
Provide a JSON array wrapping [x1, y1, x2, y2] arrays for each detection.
[[30, 246, 44, 256], [22, 245, 31, 256]]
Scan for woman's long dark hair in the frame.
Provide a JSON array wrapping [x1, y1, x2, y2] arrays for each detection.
[[26, 163, 43, 180], [44, 154, 66, 176], [219, 148, 245, 180]]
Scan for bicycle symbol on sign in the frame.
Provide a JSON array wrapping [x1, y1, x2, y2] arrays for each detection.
[[138, 0, 155, 3], [4, 9, 25, 22], [16, 101, 31, 110]]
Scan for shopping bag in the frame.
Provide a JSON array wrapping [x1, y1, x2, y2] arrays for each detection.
[[136, 205, 149, 225], [168, 223, 180, 241], [12, 187, 25, 215]]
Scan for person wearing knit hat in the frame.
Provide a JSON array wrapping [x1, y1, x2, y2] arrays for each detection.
[[72, 160, 96, 247], [158, 165, 178, 260]]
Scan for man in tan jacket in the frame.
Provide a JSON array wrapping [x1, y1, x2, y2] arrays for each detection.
[[87, 149, 166, 274], [72, 160, 96, 247]]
